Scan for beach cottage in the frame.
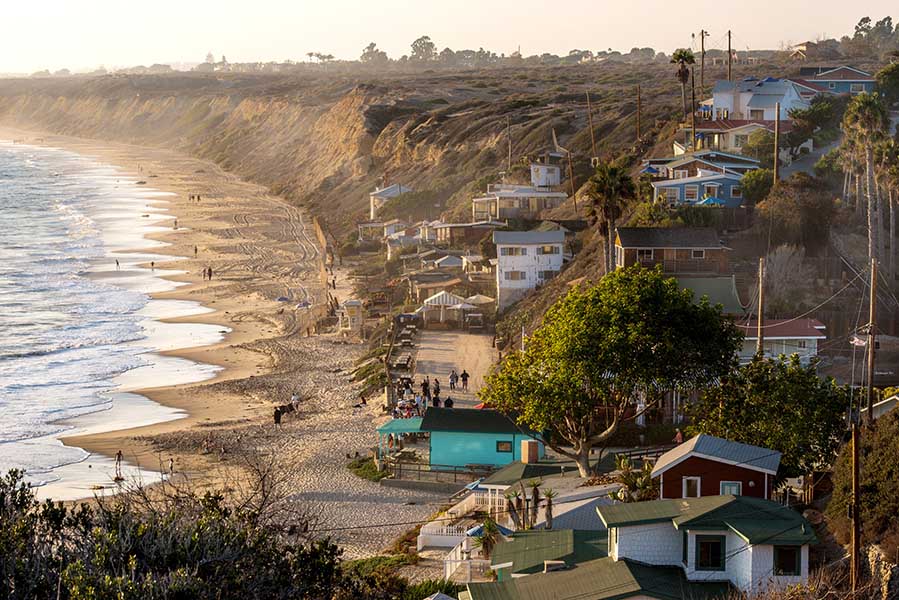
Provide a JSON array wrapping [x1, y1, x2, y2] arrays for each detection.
[[420, 408, 544, 469]]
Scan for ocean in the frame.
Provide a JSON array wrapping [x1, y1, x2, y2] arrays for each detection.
[[0, 142, 225, 498]]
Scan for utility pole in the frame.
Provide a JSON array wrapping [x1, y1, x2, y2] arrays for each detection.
[[727, 30, 733, 81], [636, 85, 642, 142], [700, 29, 708, 90], [867, 258, 878, 424], [756, 257, 765, 355], [566, 150, 577, 213], [773, 102, 781, 182], [690, 67, 697, 152], [850, 421, 860, 594], [586, 91, 597, 161]]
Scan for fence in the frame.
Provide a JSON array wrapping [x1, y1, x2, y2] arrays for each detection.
[[443, 539, 493, 582], [447, 490, 506, 518], [417, 522, 470, 551], [386, 461, 495, 484]]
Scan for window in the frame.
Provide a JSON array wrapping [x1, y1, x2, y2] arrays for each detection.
[[720, 481, 743, 495], [734, 134, 749, 148], [683, 476, 701, 498], [685, 185, 699, 202], [704, 184, 719, 198], [850, 83, 865, 94], [673, 169, 689, 179], [828, 82, 836, 89], [773, 546, 801, 576], [537, 270, 557, 280], [500, 247, 526, 256], [637, 249, 654, 262], [664, 188, 680, 202], [731, 186, 742, 199], [695, 535, 726, 571], [503, 271, 526, 281], [496, 441, 513, 453], [749, 109, 765, 120], [537, 245, 560, 255], [691, 249, 705, 260], [797, 340, 807, 349]]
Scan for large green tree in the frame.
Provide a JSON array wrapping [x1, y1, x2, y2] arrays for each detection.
[[741, 130, 776, 169], [739, 168, 774, 205], [670, 48, 695, 118], [686, 355, 850, 479], [843, 92, 889, 263], [585, 162, 635, 274], [877, 63, 899, 106], [480, 267, 743, 477]]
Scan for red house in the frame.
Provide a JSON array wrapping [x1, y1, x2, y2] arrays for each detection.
[[651, 434, 781, 500]]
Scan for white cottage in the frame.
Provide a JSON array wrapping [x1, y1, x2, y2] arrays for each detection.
[[493, 230, 565, 311]]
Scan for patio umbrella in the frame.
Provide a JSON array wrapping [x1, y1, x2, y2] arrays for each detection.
[[465, 294, 495, 305]]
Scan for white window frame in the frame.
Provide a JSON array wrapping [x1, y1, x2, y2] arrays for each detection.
[[720, 481, 743, 496], [636, 249, 654, 262], [691, 249, 706, 260], [537, 245, 560, 255], [731, 186, 742, 199], [685, 185, 699, 202], [704, 184, 720, 198], [664, 188, 680, 202], [503, 270, 526, 281], [673, 169, 689, 179], [683, 476, 701, 498], [828, 82, 836, 89], [850, 83, 865, 93], [749, 109, 765, 120]]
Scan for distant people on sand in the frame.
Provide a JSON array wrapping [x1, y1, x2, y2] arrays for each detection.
[[150, 261, 155, 271], [449, 370, 458, 390], [202, 267, 214, 281], [173, 218, 178, 230], [114, 450, 123, 481], [115, 259, 120, 271], [460, 370, 470, 391], [194, 245, 198, 258], [673, 428, 684, 444], [433, 379, 440, 398], [168, 457, 175, 475], [273, 407, 282, 428], [444, 396, 454, 408]]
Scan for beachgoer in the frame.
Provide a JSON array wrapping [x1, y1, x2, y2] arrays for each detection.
[[434, 379, 441, 396], [291, 392, 301, 412], [359, 393, 367, 406], [173, 218, 178, 230], [273, 407, 282, 427], [150, 261, 155, 271], [114, 450, 123, 480], [449, 370, 458, 390], [673, 428, 684, 444], [194, 245, 198, 258], [168, 457, 175, 475], [460, 370, 470, 391], [432, 396, 441, 408], [420, 378, 429, 398], [208, 267, 213, 280], [444, 397, 454, 408], [115, 259, 120, 271]]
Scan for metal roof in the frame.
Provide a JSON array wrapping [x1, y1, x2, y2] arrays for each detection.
[[420, 407, 525, 434], [651, 433, 782, 476], [491, 529, 608, 576], [615, 227, 724, 249], [376, 417, 423, 435], [467, 557, 733, 600], [493, 230, 565, 245], [480, 461, 570, 486]]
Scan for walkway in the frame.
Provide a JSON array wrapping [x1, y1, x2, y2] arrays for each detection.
[[413, 331, 498, 407]]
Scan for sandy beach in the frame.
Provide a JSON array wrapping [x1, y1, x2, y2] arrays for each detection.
[[0, 127, 445, 556]]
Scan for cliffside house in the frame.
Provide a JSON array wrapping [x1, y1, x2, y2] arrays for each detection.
[[644, 149, 761, 176], [493, 230, 565, 311], [471, 184, 568, 221], [735, 319, 826, 364], [651, 434, 781, 500], [597, 495, 816, 597], [420, 408, 545, 469], [614, 227, 730, 275], [803, 65, 875, 94], [651, 171, 745, 207], [707, 78, 808, 122], [435, 221, 506, 247], [337, 299, 365, 335], [369, 183, 413, 220], [674, 119, 807, 157]]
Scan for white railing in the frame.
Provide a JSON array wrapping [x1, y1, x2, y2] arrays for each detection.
[[443, 538, 493, 582], [417, 520, 470, 551], [447, 491, 506, 518]]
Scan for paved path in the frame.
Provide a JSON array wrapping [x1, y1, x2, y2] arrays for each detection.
[[413, 331, 498, 407]]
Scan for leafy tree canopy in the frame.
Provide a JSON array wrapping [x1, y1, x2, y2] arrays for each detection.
[[740, 168, 774, 205], [741, 130, 776, 168], [687, 355, 850, 479], [480, 266, 742, 477], [755, 173, 835, 252], [876, 63, 899, 106]]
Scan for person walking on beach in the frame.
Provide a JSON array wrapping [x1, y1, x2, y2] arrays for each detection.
[[420, 377, 430, 401], [115, 259, 120, 271], [114, 450, 123, 480], [433, 379, 441, 399], [168, 457, 175, 475], [194, 245, 198, 258], [150, 261, 155, 271], [273, 407, 282, 428], [207, 267, 213, 281], [444, 396, 454, 408], [173, 218, 178, 230], [460, 370, 470, 391], [449, 369, 458, 391]]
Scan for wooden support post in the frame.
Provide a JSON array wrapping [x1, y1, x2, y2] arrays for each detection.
[[566, 150, 577, 214], [773, 102, 781, 182], [700, 29, 707, 90], [757, 257, 765, 355], [867, 258, 877, 424], [850, 422, 861, 594], [586, 91, 597, 161], [727, 30, 732, 81], [506, 115, 512, 172], [690, 67, 697, 152]]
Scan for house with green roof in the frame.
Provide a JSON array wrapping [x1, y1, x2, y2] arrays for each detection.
[[597, 495, 816, 596], [490, 529, 608, 581]]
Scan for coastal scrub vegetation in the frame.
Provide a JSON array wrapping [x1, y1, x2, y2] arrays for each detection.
[[480, 266, 742, 477], [687, 355, 850, 479]]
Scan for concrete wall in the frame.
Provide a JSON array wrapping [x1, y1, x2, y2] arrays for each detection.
[[748, 544, 808, 596]]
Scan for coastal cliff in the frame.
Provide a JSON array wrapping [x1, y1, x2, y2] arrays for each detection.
[[0, 64, 680, 234]]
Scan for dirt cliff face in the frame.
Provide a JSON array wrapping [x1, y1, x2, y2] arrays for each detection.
[[0, 64, 684, 234]]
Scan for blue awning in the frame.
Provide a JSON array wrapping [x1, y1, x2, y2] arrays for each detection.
[[640, 166, 659, 174]]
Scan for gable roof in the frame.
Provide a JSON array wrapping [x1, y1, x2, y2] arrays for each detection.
[[491, 530, 608, 576], [736, 318, 827, 340], [420, 407, 523, 434], [480, 460, 571, 487], [467, 557, 732, 600], [651, 433, 782, 477], [493, 230, 566, 245], [812, 66, 874, 81], [615, 227, 725, 250], [651, 172, 742, 188], [370, 183, 413, 198], [598, 496, 816, 546], [644, 149, 760, 167]]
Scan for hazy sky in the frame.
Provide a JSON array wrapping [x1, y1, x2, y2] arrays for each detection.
[[1, 1, 895, 73]]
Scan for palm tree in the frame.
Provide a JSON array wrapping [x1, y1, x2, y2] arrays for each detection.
[[843, 93, 889, 263], [504, 490, 522, 530], [586, 163, 636, 274], [528, 479, 541, 527], [472, 518, 500, 559], [670, 49, 696, 118], [543, 488, 556, 530]]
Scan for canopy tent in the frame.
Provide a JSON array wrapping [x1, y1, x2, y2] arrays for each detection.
[[420, 291, 467, 323], [376, 417, 423, 460], [640, 165, 660, 174], [449, 302, 477, 311], [465, 294, 495, 305]]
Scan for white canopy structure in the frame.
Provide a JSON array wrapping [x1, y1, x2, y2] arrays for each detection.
[[420, 291, 466, 323], [465, 294, 495, 305]]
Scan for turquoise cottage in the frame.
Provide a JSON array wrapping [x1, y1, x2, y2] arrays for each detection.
[[421, 408, 544, 469]]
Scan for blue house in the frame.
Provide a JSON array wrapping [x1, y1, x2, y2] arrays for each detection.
[[652, 171, 744, 207], [420, 408, 544, 469], [809, 66, 875, 95]]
